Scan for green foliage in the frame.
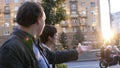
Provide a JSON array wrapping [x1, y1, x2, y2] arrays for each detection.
[[75, 31, 84, 43], [42, 0, 66, 25], [59, 32, 67, 48], [72, 30, 84, 46]]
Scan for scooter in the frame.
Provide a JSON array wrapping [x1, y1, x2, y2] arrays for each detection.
[[98, 48, 120, 68]]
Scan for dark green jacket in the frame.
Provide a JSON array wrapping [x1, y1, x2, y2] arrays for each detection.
[[45, 48, 78, 64], [0, 29, 39, 68], [43, 47, 78, 68], [41, 44, 78, 68]]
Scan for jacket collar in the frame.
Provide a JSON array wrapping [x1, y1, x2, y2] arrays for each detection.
[[12, 28, 35, 50]]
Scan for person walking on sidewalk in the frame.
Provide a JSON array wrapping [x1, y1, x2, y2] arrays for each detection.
[[35, 25, 92, 68]]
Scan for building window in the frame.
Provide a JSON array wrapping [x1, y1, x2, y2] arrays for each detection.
[[73, 36, 76, 40], [62, 27, 67, 33], [14, 14, 17, 22], [81, 18, 86, 24], [4, 14, 10, 20], [4, 22, 10, 35], [5, 0, 9, 3], [90, 10, 95, 15], [14, 14, 16, 18], [4, 6, 10, 11], [23, 0, 28, 2], [33, 0, 38, 2], [92, 18, 96, 23], [61, 21, 67, 24], [81, 2, 85, 7], [14, 6, 19, 11], [4, 31, 9, 35], [92, 26, 96, 31], [81, 27, 85, 32], [71, 18, 77, 24], [91, 2, 95, 7], [62, 3, 66, 8], [4, 22, 10, 27], [70, 1, 77, 14], [14, 0, 19, 3], [73, 27, 78, 32], [81, 10, 86, 15]]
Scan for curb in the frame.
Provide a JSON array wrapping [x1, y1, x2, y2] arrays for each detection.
[[77, 58, 99, 62]]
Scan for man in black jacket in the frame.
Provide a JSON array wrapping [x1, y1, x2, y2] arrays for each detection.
[[38, 25, 91, 68], [0, 2, 47, 68]]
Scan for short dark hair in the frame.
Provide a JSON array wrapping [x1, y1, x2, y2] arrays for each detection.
[[16, 2, 43, 27], [40, 25, 57, 43]]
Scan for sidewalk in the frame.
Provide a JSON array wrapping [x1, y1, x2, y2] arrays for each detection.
[[77, 49, 100, 61]]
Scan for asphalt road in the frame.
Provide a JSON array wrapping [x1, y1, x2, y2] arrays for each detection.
[[65, 60, 120, 68]]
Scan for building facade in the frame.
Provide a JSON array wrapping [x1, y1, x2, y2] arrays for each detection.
[[0, 0, 41, 36], [0, 0, 101, 48], [55, 0, 101, 48]]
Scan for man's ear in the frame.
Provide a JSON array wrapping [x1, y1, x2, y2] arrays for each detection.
[[36, 17, 41, 24], [48, 36, 53, 42], [48, 36, 51, 40]]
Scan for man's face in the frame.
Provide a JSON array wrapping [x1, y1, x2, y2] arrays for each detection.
[[38, 11, 46, 36]]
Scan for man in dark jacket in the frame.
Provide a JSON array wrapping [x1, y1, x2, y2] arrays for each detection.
[[0, 2, 47, 68], [38, 25, 91, 68]]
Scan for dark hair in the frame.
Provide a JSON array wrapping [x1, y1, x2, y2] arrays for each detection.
[[40, 25, 57, 43], [16, 2, 43, 27]]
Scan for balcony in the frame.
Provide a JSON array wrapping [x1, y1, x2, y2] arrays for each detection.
[[80, 13, 87, 18], [60, 23, 68, 27], [4, 10, 10, 14], [71, 23, 80, 27], [70, 13, 78, 18], [80, 22, 86, 25]]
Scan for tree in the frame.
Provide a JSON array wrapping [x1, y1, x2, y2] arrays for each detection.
[[59, 32, 68, 49], [75, 30, 84, 43], [42, 0, 66, 25], [73, 30, 84, 44]]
